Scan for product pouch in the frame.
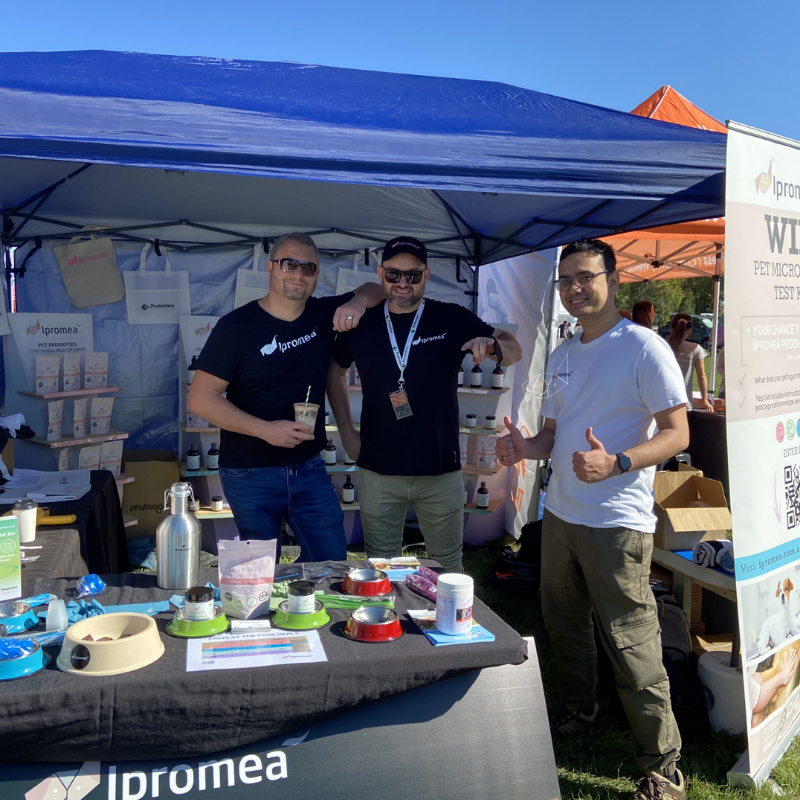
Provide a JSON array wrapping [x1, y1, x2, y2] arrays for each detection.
[[477, 436, 497, 469], [62, 353, 81, 391], [58, 448, 70, 471], [459, 433, 468, 468], [73, 398, 88, 437], [99, 440, 123, 477], [218, 539, 277, 620], [35, 355, 60, 393], [84, 352, 108, 389], [79, 445, 101, 471], [90, 397, 114, 434], [47, 400, 64, 442]]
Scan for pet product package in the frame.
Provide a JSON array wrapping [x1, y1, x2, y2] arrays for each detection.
[[84, 352, 108, 389], [62, 353, 81, 391], [477, 436, 497, 470], [218, 538, 277, 620], [73, 398, 88, 437], [79, 445, 102, 471], [186, 411, 209, 429], [35, 355, 60, 393], [58, 448, 70, 471], [99, 440, 123, 477], [90, 398, 114, 435], [47, 400, 64, 442], [459, 433, 468, 468]]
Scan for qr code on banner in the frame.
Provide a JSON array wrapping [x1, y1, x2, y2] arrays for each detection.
[[785, 465, 800, 529]]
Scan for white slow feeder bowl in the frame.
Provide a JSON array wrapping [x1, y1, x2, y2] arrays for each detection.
[[57, 613, 165, 676]]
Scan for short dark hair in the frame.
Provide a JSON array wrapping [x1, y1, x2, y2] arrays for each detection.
[[559, 238, 616, 273], [270, 232, 320, 263]]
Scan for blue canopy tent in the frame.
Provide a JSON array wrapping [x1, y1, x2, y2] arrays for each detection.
[[0, 50, 726, 270]]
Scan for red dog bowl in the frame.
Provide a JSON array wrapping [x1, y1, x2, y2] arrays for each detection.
[[343, 606, 404, 643], [342, 569, 392, 597]]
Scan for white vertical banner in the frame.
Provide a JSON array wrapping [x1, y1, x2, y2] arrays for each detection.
[[478, 250, 556, 539], [726, 123, 800, 783]]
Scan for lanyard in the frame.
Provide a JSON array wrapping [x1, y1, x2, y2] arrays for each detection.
[[384, 299, 425, 386]]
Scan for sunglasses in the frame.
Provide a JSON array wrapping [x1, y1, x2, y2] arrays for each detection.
[[271, 257, 319, 276], [382, 267, 427, 285], [553, 269, 613, 291]]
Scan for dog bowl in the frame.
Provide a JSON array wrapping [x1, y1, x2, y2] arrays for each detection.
[[0, 639, 50, 680], [272, 600, 330, 631], [343, 606, 404, 643], [341, 569, 392, 597], [57, 613, 164, 676], [0, 601, 40, 636], [166, 606, 230, 639]]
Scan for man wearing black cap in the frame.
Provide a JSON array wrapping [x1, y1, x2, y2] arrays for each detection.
[[327, 236, 521, 571]]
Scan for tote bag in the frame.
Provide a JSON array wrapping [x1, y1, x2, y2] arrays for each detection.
[[233, 242, 271, 309], [53, 226, 125, 309], [125, 244, 191, 325]]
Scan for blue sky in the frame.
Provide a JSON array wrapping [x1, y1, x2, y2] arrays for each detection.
[[2, 0, 796, 138]]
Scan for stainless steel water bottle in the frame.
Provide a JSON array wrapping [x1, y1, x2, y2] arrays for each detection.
[[156, 482, 201, 590]]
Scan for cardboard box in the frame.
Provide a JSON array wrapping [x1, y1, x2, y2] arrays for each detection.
[[653, 468, 732, 551], [122, 449, 180, 539], [692, 633, 734, 658]]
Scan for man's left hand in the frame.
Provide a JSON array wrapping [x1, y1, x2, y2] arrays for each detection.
[[333, 295, 367, 332], [572, 427, 619, 483], [461, 337, 495, 364]]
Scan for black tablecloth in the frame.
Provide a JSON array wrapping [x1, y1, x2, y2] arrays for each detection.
[[31, 471, 131, 574], [687, 410, 729, 499], [5, 563, 527, 762], [20, 527, 87, 581]]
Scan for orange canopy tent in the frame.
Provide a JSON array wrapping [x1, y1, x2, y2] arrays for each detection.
[[606, 86, 727, 284]]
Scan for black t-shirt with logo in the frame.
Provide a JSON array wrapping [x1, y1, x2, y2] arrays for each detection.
[[196, 295, 352, 468], [332, 299, 495, 476]]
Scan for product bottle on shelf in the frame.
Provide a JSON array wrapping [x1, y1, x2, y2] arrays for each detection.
[[343, 451, 356, 466], [470, 364, 483, 387], [463, 483, 468, 506], [187, 355, 199, 387], [186, 442, 200, 471], [207, 442, 219, 470], [324, 410, 330, 425], [342, 475, 356, 504], [477, 481, 489, 508], [323, 438, 337, 465], [491, 362, 505, 389], [457, 366, 464, 387]]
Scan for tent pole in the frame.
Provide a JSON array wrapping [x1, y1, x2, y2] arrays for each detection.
[[471, 235, 482, 314], [709, 244, 723, 394]]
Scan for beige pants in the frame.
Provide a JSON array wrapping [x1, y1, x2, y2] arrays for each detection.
[[541, 508, 681, 776], [358, 468, 464, 572]]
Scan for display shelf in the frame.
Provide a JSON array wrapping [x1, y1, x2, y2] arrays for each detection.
[[115, 473, 135, 486], [457, 386, 510, 395], [462, 463, 501, 476], [180, 464, 220, 478], [30, 430, 129, 449], [194, 508, 234, 520], [18, 386, 121, 400], [181, 423, 220, 434], [325, 423, 361, 433], [464, 500, 500, 515], [122, 514, 138, 528], [459, 425, 502, 437], [326, 464, 359, 473], [347, 385, 362, 392], [340, 501, 360, 511]]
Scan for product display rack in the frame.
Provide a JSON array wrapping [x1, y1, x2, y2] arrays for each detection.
[[181, 423, 220, 434], [30, 430, 129, 449], [463, 500, 501, 515], [18, 386, 121, 400]]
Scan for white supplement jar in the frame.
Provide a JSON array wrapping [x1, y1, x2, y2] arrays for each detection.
[[436, 574, 474, 635]]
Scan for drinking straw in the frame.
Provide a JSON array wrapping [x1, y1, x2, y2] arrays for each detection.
[[305, 385, 311, 404]]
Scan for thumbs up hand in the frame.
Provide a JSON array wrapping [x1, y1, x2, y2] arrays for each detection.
[[496, 415, 527, 466], [572, 427, 618, 483]]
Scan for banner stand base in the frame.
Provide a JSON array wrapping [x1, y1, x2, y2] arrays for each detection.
[[727, 712, 800, 790]]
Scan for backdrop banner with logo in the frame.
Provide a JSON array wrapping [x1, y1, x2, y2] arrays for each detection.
[[725, 122, 800, 785]]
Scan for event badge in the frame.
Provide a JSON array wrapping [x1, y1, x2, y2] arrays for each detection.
[[384, 299, 425, 422], [389, 387, 413, 419]]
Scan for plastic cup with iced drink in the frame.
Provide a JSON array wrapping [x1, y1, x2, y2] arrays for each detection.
[[294, 402, 319, 428]]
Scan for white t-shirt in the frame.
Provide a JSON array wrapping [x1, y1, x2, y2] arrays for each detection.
[[542, 319, 688, 532], [674, 340, 707, 407]]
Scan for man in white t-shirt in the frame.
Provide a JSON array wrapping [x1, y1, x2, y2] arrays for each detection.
[[496, 239, 690, 800]]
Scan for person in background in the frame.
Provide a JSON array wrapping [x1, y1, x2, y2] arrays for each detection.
[[717, 346, 725, 399], [632, 300, 655, 329], [619, 309, 633, 321], [668, 312, 714, 412]]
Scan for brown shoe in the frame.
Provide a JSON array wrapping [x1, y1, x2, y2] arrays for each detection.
[[630, 769, 686, 800]]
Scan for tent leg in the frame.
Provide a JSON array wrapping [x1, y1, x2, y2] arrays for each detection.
[[709, 244, 723, 394]]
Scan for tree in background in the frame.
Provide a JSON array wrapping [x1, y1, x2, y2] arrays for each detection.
[[616, 277, 723, 326]]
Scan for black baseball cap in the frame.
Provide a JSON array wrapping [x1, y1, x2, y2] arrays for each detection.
[[381, 236, 427, 266]]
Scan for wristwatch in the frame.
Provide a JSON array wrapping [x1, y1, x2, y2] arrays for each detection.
[[616, 453, 632, 473]]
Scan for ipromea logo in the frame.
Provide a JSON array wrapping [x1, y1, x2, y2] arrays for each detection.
[[260, 330, 317, 356], [756, 159, 774, 194]]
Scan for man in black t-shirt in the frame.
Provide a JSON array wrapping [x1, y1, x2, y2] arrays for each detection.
[[327, 236, 521, 572], [189, 232, 383, 561]]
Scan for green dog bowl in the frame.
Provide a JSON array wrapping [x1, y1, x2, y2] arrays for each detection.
[[166, 606, 230, 638], [272, 600, 330, 631]]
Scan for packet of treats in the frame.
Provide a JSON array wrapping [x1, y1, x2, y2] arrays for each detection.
[[99, 440, 123, 477], [58, 447, 70, 471], [35, 355, 60, 393], [459, 433, 468, 468], [62, 353, 81, 391], [84, 352, 108, 389], [476, 435, 497, 470], [79, 445, 101, 471], [73, 398, 88, 437], [218, 538, 277, 620], [90, 397, 114, 435], [47, 400, 64, 442]]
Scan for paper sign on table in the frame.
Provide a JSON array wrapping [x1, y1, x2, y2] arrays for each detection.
[[0, 516, 21, 600], [407, 609, 495, 646]]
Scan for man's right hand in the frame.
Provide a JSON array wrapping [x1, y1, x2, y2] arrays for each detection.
[[263, 420, 315, 448], [340, 425, 362, 462], [496, 416, 526, 465]]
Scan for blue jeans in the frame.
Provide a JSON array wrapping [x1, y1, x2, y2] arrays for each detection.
[[220, 455, 346, 562]]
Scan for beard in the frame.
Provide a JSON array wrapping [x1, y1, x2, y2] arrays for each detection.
[[383, 285, 422, 309], [281, 282, 312, 302]]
